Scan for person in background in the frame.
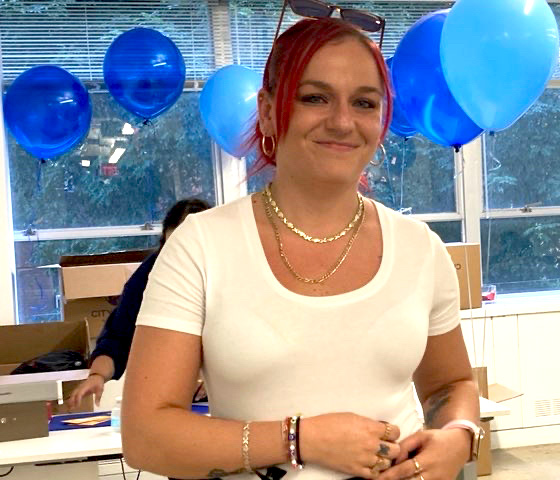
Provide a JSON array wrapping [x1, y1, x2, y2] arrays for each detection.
[[121, 10, 481, 480], [68, 198, 211, 409]]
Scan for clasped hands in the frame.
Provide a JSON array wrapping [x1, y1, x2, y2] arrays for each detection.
[[300, 413, 470, 480]]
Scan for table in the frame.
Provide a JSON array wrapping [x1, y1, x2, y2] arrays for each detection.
[[0, 427, 119, 480]]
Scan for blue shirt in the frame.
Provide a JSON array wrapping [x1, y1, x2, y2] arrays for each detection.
[[90, 252, 158, 380]]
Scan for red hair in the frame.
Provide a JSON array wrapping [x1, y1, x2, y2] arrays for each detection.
[[243, 17, 393, 176]]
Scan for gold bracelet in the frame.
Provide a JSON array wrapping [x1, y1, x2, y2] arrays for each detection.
[[88, 372, 106, 382], [242, 422, 252, 472]]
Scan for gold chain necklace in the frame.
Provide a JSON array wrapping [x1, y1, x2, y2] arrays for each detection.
[[262, 191, 366, 284], [263, 183, 364, 244]]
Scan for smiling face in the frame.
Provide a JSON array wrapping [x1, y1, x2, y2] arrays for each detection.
[[259, 35, 384, 188]]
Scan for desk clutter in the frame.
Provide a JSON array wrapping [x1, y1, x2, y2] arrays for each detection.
[[49, 412, 111, 431]]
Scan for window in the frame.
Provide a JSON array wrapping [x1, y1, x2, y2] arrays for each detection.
[[481, 87, 560, 294], [9, 91, 215, 230], [1, 1, 217, 323], [368, 132, 456, 215], [15, 236, 159, 324]]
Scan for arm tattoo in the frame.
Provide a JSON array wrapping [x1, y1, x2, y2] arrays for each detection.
[[206, 468, 245, 478], [424, 384, 455, 427], [377, 442, 390, 456]]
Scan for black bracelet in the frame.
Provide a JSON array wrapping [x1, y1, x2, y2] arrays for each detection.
[[295, 415, 304, 467]]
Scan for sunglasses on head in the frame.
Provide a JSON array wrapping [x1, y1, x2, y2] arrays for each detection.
[[273, 0, 385, 49]]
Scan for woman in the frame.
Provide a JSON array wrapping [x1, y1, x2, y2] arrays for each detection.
[[122, 17, 480, 480], [67, 198, 210, 410]]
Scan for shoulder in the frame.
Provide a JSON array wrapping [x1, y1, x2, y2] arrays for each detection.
[[173, 195, 252, 237], [373, 200, 432, 237]]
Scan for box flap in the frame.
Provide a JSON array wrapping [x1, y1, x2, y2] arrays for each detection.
[[488, 383, 523, 403], [0, 320, 90, 369], [61, 262, 141, 299], [59, 249, 152, 267]]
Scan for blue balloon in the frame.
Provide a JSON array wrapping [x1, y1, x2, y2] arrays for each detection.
[[385, 57, 416, 139], [104, 28, 186, 120], [200, 65, 261, 156], [4, 66, 92, 159], [392, 10, 483, 148], [441, 0, 559, 131]]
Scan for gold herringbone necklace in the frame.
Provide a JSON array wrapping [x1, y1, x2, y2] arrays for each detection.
[[262, 192, 365, 284], [263, 183, 363, 244]]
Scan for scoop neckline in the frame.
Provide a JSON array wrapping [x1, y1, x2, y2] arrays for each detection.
[[242, 194, 393, 305]]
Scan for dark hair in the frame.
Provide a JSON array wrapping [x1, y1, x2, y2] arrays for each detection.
[[160, 197, 211, 248], [244, 17, 393, 175]]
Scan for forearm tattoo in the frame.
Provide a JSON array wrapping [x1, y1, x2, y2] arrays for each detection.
[[206, 468, 246, 478], [424, 384, 455, 427]]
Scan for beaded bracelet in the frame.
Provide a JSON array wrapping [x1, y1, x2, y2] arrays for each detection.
[[242, 422, 252, 472], [287, 415, 304, 470]]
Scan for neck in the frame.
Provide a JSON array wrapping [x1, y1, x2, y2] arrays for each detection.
[[267, 176, 362, 235]]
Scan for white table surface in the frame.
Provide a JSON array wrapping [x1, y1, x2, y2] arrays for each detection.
[[0, 397, 510, 467], [0, 427, 120, 466]]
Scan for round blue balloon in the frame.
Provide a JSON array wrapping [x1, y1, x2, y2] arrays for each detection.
[[4, 66, 92, 159], [392, 10, 483, 148], [385, 57, 416, 139], [200, 65, 261, 156], [104, 28, 186, 120], [441, 0, 559, 131]]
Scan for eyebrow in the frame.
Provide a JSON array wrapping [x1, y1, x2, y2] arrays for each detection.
[[298, 80, 383, 96]]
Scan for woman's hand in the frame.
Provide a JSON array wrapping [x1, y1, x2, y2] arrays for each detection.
[[300, 413, 401, 479], [68, 374, 105, 410], [377, 428, 471, 480]]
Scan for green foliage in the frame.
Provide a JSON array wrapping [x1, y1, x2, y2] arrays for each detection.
[[9, 92, 215, 231]]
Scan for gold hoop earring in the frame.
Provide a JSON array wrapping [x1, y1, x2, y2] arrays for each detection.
[[369, 144, 386, 167], [261, 135, 276, 157]]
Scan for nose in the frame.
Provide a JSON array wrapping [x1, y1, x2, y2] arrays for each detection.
[[324, 99, 354, 135]]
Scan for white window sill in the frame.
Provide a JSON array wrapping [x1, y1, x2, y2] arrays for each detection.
[[460, 291, 560, 319]]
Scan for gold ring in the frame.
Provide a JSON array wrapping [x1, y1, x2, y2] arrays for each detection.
[[413, 458, 423, 474], [369, 456, 384, 473], [380, 421, 392, 441], [416, 474, 425, 480]]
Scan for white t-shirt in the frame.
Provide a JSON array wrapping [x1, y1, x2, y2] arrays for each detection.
[[136, 195, 460, 480]]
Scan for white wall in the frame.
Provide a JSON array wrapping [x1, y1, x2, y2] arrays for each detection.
[[461, 311, 560, 449]]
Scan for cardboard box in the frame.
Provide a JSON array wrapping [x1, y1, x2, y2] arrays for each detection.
[[445, 243, 482, 310], [0, 320, 92, 413], [472, 367, 523, 476], [59, 250, 151, 340]]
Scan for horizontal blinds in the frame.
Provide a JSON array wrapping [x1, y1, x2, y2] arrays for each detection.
[[2, 1, 560, 83], [0, 0, 215, 82], [228, 1, 453, 73], [228, 1, 560, 79]]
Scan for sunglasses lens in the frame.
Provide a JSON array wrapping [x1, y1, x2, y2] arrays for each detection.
[[289, 0, 332, 18], [341, 9, 383, 33]]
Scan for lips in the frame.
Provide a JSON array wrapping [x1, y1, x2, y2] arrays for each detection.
[[315, 140, 359, 152]]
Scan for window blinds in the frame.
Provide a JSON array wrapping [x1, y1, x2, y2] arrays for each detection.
[[0, 0, 215, 82], [228, 1, 453, 73], [1, 1, 559, 84]]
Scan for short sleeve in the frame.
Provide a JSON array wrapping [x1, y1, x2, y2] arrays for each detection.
[[427, 229, 461, 336], [135, 215, 206, 336]]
